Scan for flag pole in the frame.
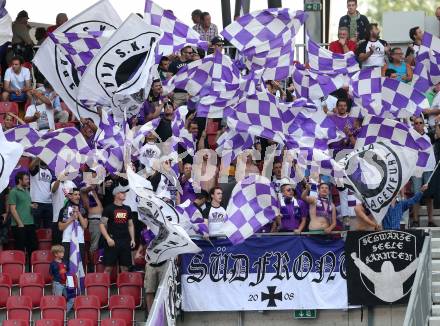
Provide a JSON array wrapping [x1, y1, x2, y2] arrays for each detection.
[[426, 159, 440, 185]]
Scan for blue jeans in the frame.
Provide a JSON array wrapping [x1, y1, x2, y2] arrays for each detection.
[[52, 281, 74, 312]]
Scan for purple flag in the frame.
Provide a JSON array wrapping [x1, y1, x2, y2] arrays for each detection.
[[306, 33, 359, 75], [144, 0, 208, 55], [221, 8, 306, 81], [355, 115, 432, 168], [223, 175, 280, 244], [412, 32, 440, 92]]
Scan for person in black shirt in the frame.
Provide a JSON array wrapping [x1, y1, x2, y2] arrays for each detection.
[[99, 183, 135, 273], [169, 45, 195, 108], [155, 99, 174, 142]]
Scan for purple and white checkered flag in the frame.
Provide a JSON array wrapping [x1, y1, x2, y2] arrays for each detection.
[[227, 91, 285, 144], [95, 111, 125, 149], [291, 63, 344, 100], [27, 127, 90, 175], [175, 200, 209, 236], [350, 67, 428, 118], [221, 8, 306, 81], [48, 31, 110, 76], [216, 128, 254, 162], [355, 115, 432, 168], [282, 99, 345, 150], [412, 32, 440, 93], [4, 125, 40, 150], [69, 220, 86, 293], [144, 0, 208, 55], [223, 174, 280, 244], [306, 33, 359, 75]]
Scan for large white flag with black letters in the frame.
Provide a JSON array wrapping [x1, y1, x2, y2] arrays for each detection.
[[77, 13, 162, 116], [33, 0, 122, 125], [339, 142, 418, 224]]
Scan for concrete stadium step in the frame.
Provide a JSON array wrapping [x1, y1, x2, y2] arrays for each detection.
[[433, 305, 440, 317], [432, 239, 440, 250], [430, 316, 440, 325], [433, 282, 440, 294], [432, 261, 440, 273], [434, 271, 440, 282]]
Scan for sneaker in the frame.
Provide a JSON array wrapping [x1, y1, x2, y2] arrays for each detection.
[[412, 221, 419, 227], [428, 221, 438, 227]]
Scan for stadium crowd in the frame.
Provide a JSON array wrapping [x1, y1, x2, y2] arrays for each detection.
[[1, 0, 440, 318]]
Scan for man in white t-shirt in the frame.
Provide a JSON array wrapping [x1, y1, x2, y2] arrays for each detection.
[[29, 158, 54, 228], [411, 117, 437, 227], [2, 56, 32, 102], [24, 102, 55, 133], [357, 23, 390, 68], [51, 174, 76, 245], [425, 88, 440, 131], [58, 188, 88, 271], [35, 80, 69, 123], [202, 187, 227, 237]]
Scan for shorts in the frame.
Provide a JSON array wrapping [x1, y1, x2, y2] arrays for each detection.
[[103, 238, 132, 267], [9, 92, 27, 102], [411, 171, 433, 194], [144, 262, 167, 293]]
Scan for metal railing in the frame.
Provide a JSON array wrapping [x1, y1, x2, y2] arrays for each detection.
[[403, 232, 432, 326]]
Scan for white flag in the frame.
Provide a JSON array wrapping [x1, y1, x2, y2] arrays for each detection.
[[77, 14, 162, 115], [0, 127, 24, 192], [33, 0, 122, 125], [0, 13, 12, 46], [339, 142, 418, 224]]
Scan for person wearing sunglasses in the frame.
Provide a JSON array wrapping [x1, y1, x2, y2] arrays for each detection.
[[411, 117, 437, 227], [276, 180, 308, 234], [168, 45, 195, 108], [382, 47, 412, 83]]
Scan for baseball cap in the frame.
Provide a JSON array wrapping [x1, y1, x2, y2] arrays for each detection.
[[211, 36, 224, 46], [112, 184, 130, 196]]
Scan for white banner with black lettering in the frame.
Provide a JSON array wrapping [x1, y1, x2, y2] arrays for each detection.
[[181, 236, 347, 311]]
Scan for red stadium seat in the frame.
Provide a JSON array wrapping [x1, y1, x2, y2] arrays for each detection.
[[67, 320, 94, 326], [36, 228, 53, 251], [85, 272, 110, 308], [0, 273, 12, 308], [3, 320, 29, 326], [109, 295, 135, 326], [55, 122, 76, 129], [0, 250, 26, 284], [117, 272, 143, 307], [92, 250, 117, 284], [31, 250, 53, 285], [19, 272, 45, 308], [6, 295, 32, 325], [100, 318, 126, 326], [0, 101, 19, 124], [74, 295, 100, 326], [35, 320, 63, 326], [40, 295, 66, 322]]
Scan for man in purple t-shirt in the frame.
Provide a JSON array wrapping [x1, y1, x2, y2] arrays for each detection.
[[278, 181, 308, 233]]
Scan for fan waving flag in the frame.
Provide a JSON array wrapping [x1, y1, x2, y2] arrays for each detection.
[[355, 115, 431, 170], [48, 30, 112, 76], [224, 175, 280, 244], [339, 142, 418, 225], [306, 33, 359, 75], [221, 8, 306, 81], [144, 0, 208, 55], [33, 0, 123, 125], [0, 127, 23, 192]]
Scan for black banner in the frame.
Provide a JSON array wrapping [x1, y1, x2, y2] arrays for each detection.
[[345, 230, 425, 305]]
